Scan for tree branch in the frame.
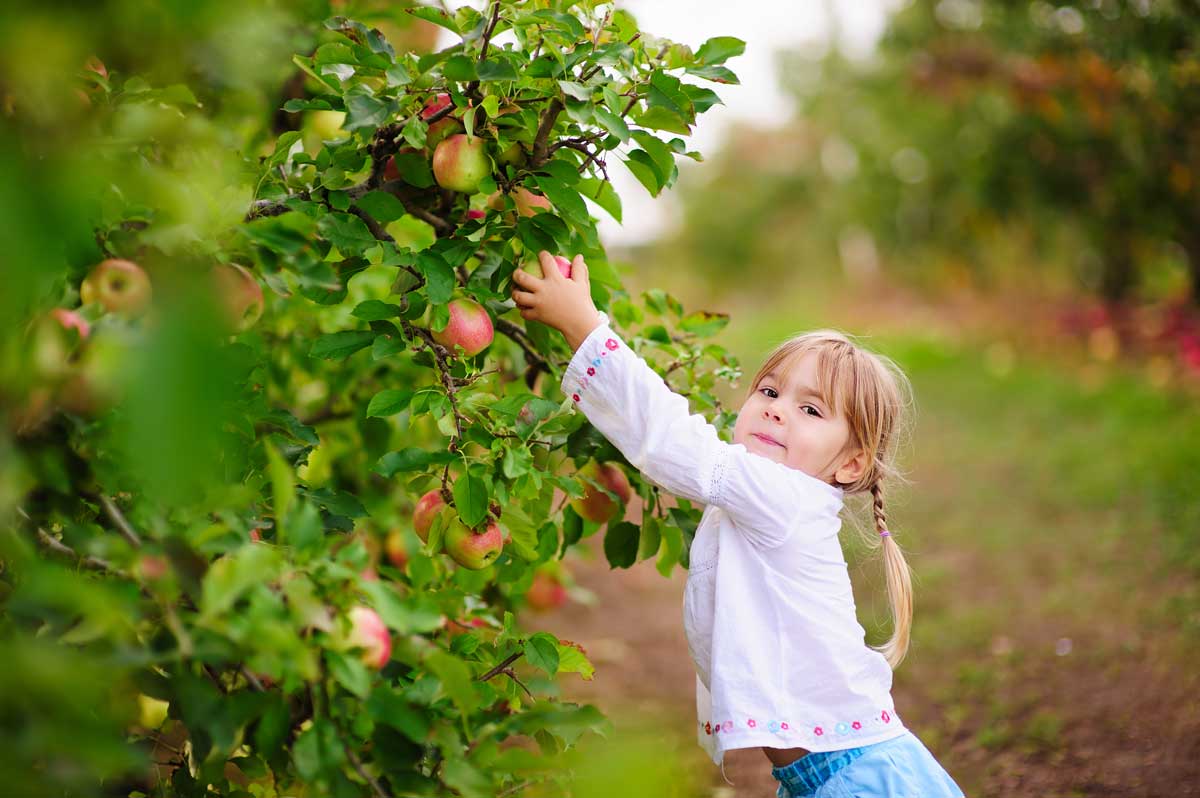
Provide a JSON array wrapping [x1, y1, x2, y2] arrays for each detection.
[[477, 651, 524, 682], [98, 494, 142, 548], [531, 98, 564, 167]]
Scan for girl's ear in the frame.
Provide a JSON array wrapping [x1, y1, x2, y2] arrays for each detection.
[[834, 447, 868, 485]]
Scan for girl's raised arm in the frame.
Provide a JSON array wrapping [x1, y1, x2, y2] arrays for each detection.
[[561, 314, 843, 549]]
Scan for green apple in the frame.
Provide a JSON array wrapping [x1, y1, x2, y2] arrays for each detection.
[[432, 134, 491, 194]]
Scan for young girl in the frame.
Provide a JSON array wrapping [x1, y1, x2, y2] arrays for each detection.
[[511, 251, 965, 798]]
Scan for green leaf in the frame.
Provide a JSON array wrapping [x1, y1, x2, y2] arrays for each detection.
[[374, 447, 457, 477], [478, 59, 519, 81], [685, 64, 739, 84], [638, 515, 663, 562], [695, 36, 746, 65], [353, 299, 403, 321], [592, 104, 630, 142], [453, 472, 488, 528], [416, 253, 455, 303], [356, 191, 407, 223], [443, 55, 478, 81], [632, 105, 691, 135], [309, 330, 375, 360], [318, 212, 377, 255], [367, 389, 414, 417], [647, 71, 693, 120], [557, 80, 593, 101], [425, 650, 480, 715], [367, 686, 432, 743], [386, 214, 437, 251], [303, 487, 368, 518], [326, 650, 371, 698], [406, 6, 461, 34], [624, 150, 663, 196], [362, 582, 444, 634], [293, 719, 345, 781], [314, 42, 358, 66], [345, 92, 394, 131], [373, 331, 408, 360], [534, 177, 589, 226], [603, 521, 640, 569], [556, 640, 596, 681], [679, 310, 730, 338], [656, 521, 683, 577], [201, 545, 283, 619], [577, 178, 622, 222], [524, 632, 560, 676], [263, 440, 294, 522]]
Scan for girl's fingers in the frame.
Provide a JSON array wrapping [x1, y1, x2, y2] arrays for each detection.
[[511, 289, 538, 307], [537, 249, 559, 279], [571, 254, 587, 282]]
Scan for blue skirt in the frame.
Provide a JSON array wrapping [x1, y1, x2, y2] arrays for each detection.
[[771, 730, 964, 798]]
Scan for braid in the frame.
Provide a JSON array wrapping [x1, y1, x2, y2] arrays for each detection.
[[866, 477, 912, 669], [870, 480, 889, 538]]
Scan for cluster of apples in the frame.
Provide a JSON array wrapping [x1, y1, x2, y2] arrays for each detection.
[[406, 487, 506, 570], [570, 460, 633, 525], [10, 259, 265, 435]]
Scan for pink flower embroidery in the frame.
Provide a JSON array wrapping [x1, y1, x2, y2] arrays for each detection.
[[586, 367, 595, 376], [714, 724, 720, 734], [814, 727, 824, 736], [722, 721, 733, 732], [781, 722, 789, 730], [747, 719, 756, 728], [601, 352, 607, 356], [852, 721, 862, 730], [881, 710, 891, 723], [605, 338, 618, 350], [572, 394, 581, 402], [705, 722, 711, 735]]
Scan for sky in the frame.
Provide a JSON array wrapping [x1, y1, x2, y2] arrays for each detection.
[[440, 1, 905, 246]]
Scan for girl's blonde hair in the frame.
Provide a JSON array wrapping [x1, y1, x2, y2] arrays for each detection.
[[744, 329, 916, 670]]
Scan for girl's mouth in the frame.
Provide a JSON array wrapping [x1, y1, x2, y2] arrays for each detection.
[[752, 433, 783, 447]]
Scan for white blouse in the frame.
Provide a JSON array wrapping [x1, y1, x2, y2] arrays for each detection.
[[561, 313, 908, 766]]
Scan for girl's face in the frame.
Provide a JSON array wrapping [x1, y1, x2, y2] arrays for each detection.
[[732, 351, 865, 486]]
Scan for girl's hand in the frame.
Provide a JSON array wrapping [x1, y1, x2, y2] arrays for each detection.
[[510, 251, 602, 352]]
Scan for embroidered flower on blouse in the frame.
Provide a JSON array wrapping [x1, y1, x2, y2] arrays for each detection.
[[605, 338, 619, 350], [781, 722, 789, 730], [767, 720, 781, 733], [747, 718, 757, 728], [587, 367, 595, 376], [882, 710, 891, 723], [835, 722, 850, 735], [572, 393, 581, 402], [722, 721, 733, 733], [852, 721, 862, 730], [814, 727, 824, 736], [705, 722, 712, 735]]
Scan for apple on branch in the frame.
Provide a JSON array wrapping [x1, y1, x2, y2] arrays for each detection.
[[525, 566, 569, 612], [412, 487, 448, 543], [210, 264, 264, 332], [570, 460, 632, 525], [442, 516, 504, 570], [345, 606, 391, 670], [80, 259, 152, 318], [432, 134, 491, 194], [431, 298, 494, 357], [422, 92, 463, 151]]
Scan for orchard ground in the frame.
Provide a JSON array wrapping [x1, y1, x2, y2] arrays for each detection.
[[516, 272, 1200, 797]]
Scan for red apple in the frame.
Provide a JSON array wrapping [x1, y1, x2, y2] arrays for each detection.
[[137, 554, 170, 581], [84, 56, 107, 80], [413, 488, 447, 542], [422, 93, 463, 150], [431, 297, 494, 357], [513, 188, 552, 217], [432, 134, 491, 194], [211, 264, 264, 332], [442, 517, 504, 570], [464, 209, 487, 221], [526, 569, 568, 611], [81, 259, 153, 318], [522, 255, 572, 280], [346, 606, 391, 670], [384, 528, 409, 569], [570, 460, 632, 524]]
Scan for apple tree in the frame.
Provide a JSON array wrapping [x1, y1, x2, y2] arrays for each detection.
[[0, 1, 744, 795]]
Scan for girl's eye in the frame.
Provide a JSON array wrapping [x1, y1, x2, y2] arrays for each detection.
[[759, 387, 778, 399], [801, 405, 822, 418]]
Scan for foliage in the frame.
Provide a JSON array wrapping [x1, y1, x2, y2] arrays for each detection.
[[0, 1, 744, 795]]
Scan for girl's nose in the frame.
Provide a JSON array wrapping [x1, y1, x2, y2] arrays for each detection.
[[762, 407, 781, 422]]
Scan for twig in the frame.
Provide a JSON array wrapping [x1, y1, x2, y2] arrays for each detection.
[[477, 651, 523, 682], [399, 321, 469, 448], [346, 745, 392, 798], [98, 494, 142, 548], [493, 318, 551, 378], [501, 667, 534, 699]]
